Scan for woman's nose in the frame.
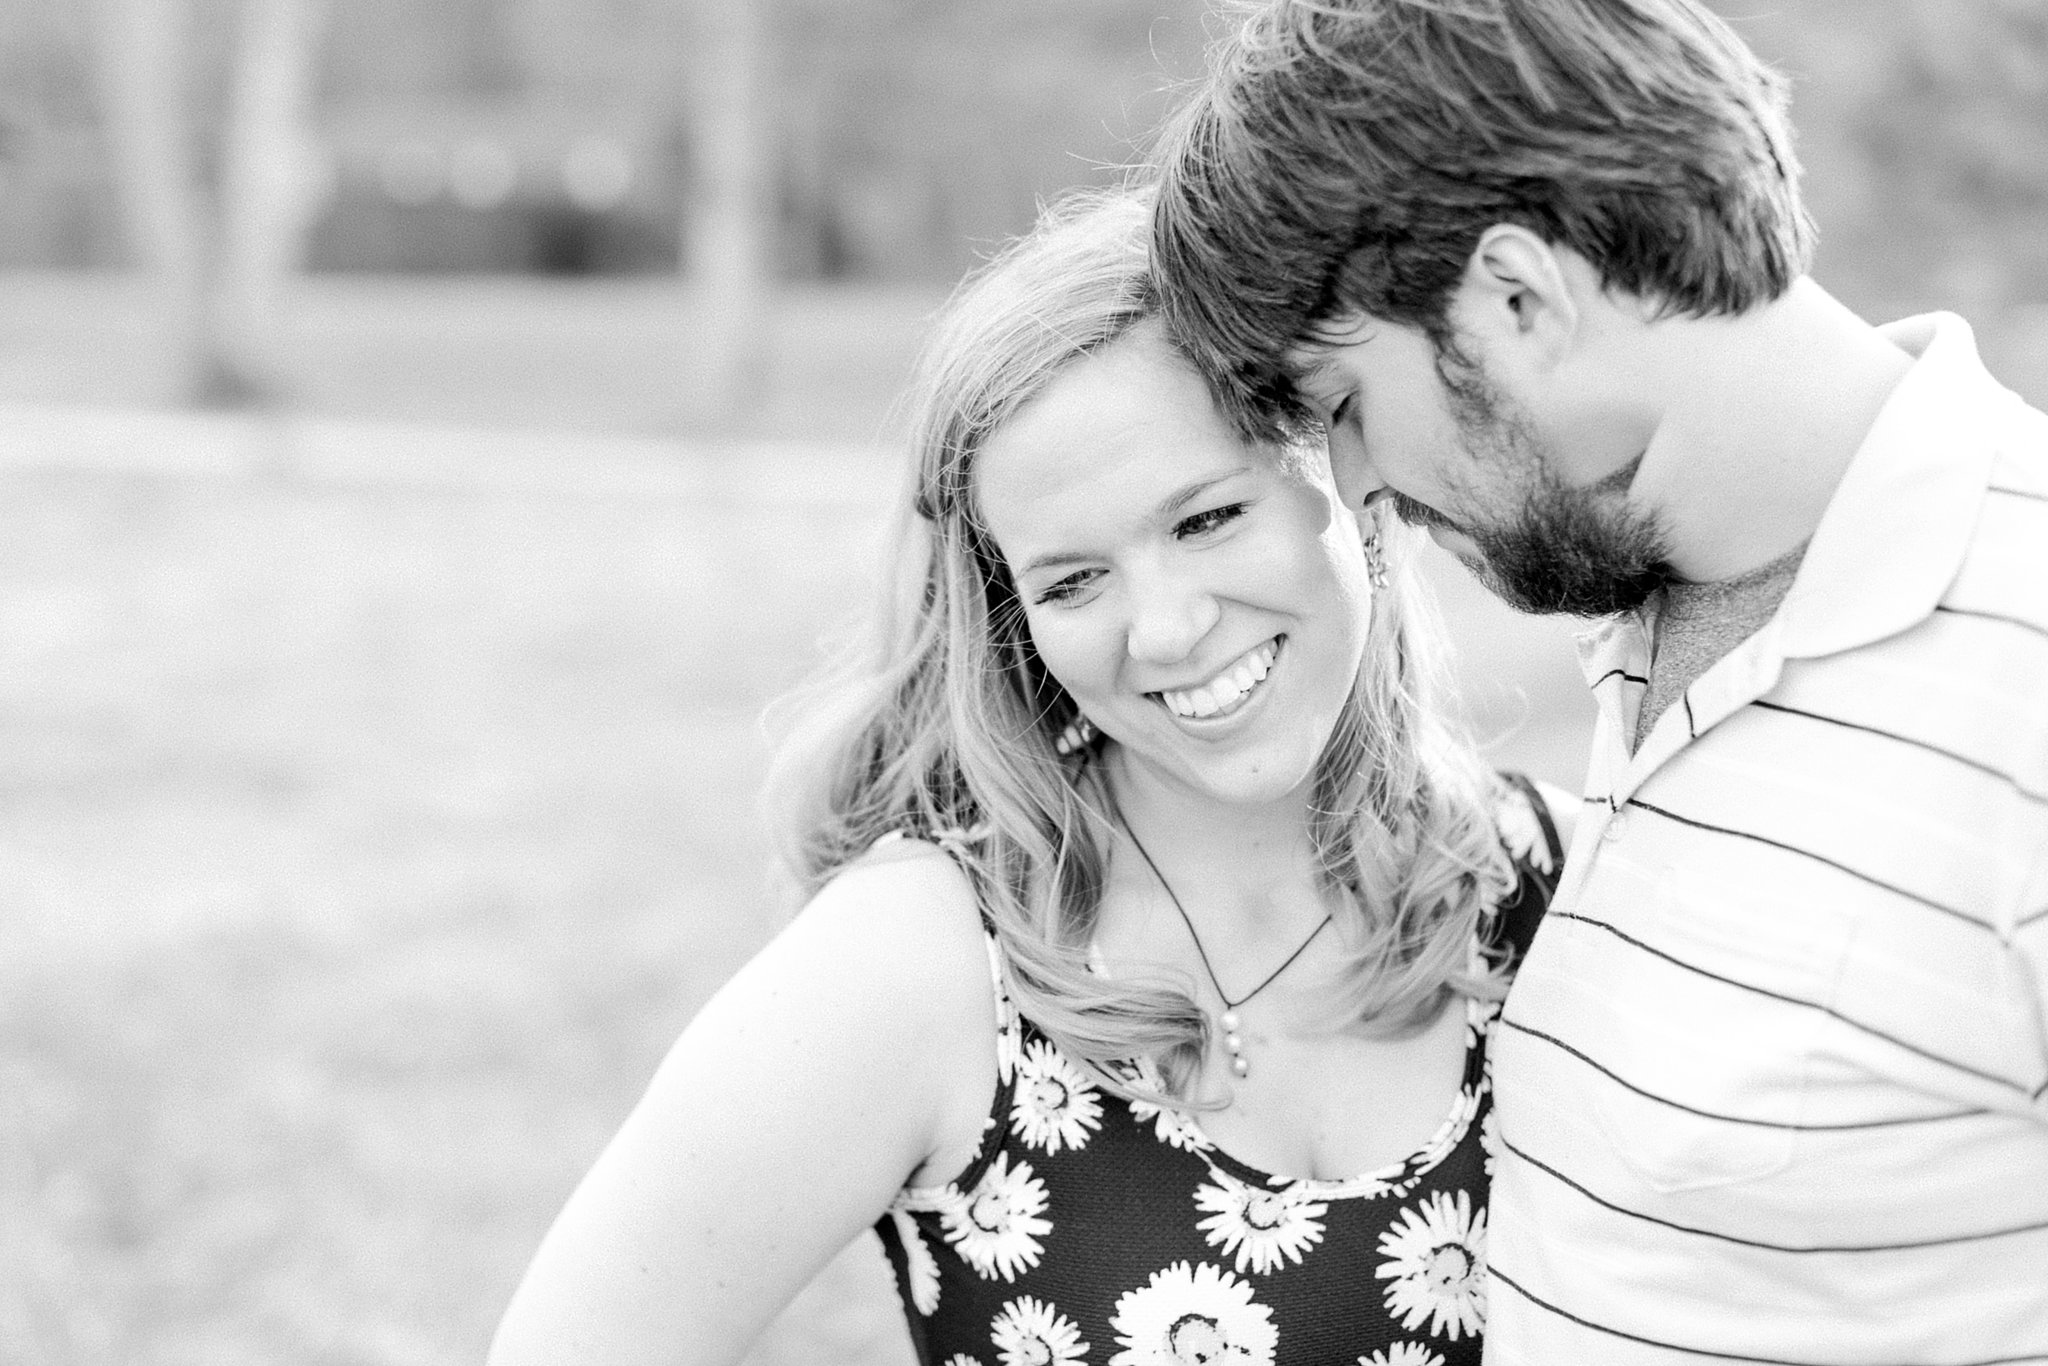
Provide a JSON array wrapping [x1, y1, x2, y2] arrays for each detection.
[[1123, 566, 1219, 665]]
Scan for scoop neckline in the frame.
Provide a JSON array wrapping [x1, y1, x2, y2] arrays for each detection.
[[1124, 993, 1490, 1197], [1086, 935, 1491, 1196]]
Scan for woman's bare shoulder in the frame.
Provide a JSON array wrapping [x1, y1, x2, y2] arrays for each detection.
[[775, 837, 996, 1029], [803, 836, 983, 937]]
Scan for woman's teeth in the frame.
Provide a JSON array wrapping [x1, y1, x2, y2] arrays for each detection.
[[1160, 639, 1278, 719]]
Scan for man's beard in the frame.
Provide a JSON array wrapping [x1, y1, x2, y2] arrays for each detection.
[[1413, 348, 1675, 617], [1462, 460, 1673, 616]]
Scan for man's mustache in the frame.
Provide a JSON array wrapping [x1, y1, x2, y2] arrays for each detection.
[[1387, 490, 1457, 533]]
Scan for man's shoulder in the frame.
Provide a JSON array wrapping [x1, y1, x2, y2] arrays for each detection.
[[1951, 397, 2048, 623], [1800, 385, 2048, 832], [1980, 365, 2048, 486], [1879, 330, 2048, 633]]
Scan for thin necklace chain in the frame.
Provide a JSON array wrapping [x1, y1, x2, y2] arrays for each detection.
[[1118, 819, 1334, 1011]]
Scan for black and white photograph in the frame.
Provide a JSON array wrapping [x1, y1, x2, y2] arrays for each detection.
[[1, 2, 2044, 1363]]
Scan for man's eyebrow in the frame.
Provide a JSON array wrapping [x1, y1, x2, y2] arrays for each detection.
[[1014, 468, 1256, 579]]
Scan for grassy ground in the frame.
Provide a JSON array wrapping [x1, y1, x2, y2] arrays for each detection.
[[15, 271, 2033, 1364], [0, 419, 917, 1365]]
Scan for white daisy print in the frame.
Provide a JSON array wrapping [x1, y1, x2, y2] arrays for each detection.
[[989, 1295, 1089, 1366], [1462, 993, 1501, 1051], [981, 940, 1021, 1086], [1011, 1039, 1104, 1153], [1306, 1167, 1410, 1202], [1494, 787, 1554, 872], [1194, 1168, 1330, 1275], [1359, 1344, 1444, 1366], [1108, 1260, 1278, 1365], [1127, 1094, 1213, 1152], [1376, 1189, 1487, 1341], [942, 1152, 1053, 1282], [996, 1016, 1022, 1086], [945, 1356, 987, 1366], [888, 1209, 941, 1315], [1102, 1056, 1146, 1085]]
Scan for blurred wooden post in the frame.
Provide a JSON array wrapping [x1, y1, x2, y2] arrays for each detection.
[[216, 0, 332, 400], [91, 0, 328, 407], [89, 0, 218, 401], [686, 0, 775, 422]]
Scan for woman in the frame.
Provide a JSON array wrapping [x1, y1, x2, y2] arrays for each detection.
[[488, 189, 1568, 1366]]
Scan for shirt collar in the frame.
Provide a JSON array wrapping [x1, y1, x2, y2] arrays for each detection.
[[1569, 312, 2009, 787], [1773, 312, 2005, 659]]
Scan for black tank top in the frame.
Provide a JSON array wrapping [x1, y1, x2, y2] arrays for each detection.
[[875, 776, 1561, 1366]]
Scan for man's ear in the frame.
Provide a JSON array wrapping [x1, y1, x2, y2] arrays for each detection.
[[1448, 224, 1578, 371]]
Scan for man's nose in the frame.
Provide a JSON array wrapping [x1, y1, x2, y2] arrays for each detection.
[[1325, 420, 1388, 512]]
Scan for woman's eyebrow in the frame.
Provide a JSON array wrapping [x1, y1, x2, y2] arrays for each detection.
[[1159, 467, 1254, 518], [1017, 547, 1094, 579]]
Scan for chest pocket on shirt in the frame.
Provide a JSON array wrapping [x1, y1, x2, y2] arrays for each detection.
[[1573, 872, 1855, 1194]]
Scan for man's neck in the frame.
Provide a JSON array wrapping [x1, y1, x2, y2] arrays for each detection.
[[1628, 278, 1913, 584]]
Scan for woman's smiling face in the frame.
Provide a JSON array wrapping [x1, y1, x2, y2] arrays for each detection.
[[973, 320, 1375, 810]]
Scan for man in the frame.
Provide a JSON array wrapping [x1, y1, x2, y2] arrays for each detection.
[[1151, 1, 2048, 1361]]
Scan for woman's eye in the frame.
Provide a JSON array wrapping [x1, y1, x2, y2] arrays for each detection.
[[1327, 392, 1357, 428], [1033, 570, 1100, 605], [1175, 503, 1247, 538]]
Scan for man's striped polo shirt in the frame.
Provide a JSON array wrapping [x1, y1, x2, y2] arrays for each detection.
[[1486, 314, 2048, 1364]]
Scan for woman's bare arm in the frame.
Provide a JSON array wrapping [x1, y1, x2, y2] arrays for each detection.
[[487, 845, 996, 1366]]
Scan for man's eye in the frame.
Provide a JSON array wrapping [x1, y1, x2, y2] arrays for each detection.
[[1175, 503, 1247, 538]]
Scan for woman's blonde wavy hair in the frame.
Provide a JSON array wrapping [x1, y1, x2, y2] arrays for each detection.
[[763, 186, 1516, 1100]]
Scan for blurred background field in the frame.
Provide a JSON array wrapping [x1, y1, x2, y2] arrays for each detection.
[[0, 2, 2043, 1364]]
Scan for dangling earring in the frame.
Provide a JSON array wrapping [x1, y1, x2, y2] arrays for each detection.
[[1361, 524, 1390, 590], [1054, 713, 1098, 757]]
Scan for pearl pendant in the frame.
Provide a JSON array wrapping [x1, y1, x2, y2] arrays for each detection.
[[1219, 1009, 1249, 1077]]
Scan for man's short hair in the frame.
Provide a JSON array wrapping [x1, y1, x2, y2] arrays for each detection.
[[1151, 0, 1816, 437]]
